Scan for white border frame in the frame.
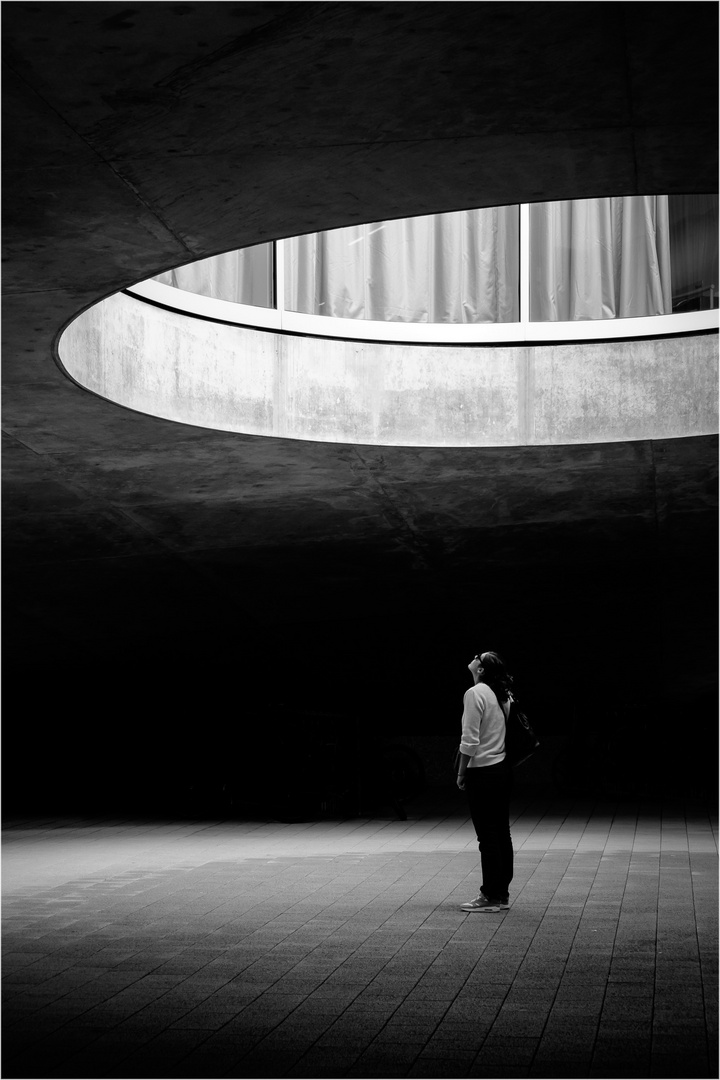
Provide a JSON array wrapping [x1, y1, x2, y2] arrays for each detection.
[[128, 276, 719, 343]]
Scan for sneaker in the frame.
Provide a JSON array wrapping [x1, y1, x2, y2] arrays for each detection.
[[459, 895, 501, 912]]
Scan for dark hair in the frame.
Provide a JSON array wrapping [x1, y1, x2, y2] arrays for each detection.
[[479, 650, 514, 703]]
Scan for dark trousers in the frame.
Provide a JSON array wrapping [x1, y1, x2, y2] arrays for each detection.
[[465, 761, 514, 901]]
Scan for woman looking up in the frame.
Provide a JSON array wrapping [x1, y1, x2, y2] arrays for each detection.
[[456, 650, 515, 912]]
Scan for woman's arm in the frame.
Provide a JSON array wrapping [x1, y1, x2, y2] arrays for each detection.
[[456, 751, 472, 790], [459, 687, 483, 757]]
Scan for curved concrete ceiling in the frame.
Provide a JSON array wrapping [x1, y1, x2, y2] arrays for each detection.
[[2, 3, 718, 777]]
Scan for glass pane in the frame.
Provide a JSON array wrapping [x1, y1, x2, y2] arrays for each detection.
[[154, 243, 274, 308], [669, 195, 719, 312], [530, 197, 673, 321], [284, 207, 520, 324]]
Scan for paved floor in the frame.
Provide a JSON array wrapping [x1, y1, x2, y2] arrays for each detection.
[[2, 796, 717, 1079]]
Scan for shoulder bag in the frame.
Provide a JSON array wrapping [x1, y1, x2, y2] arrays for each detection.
[[503, 694, 540, 767], [455, 691, 539, 776]]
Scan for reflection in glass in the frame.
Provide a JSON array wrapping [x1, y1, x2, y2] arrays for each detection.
[[669, 195, 719, 312], [285, 208, 520, 323], [529, 197, 673, 321], [154, 243, 274, 308]]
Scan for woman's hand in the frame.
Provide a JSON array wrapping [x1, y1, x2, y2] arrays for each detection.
[[457, 773, 466, 791]]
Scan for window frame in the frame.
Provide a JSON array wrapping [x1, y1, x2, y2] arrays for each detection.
[[129, 201, 719, 344]]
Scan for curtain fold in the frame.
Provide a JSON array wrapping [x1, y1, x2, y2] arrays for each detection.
[[529, 196, 672, 321], [285, 208, 520, 323], [156, 245, 273, 307]]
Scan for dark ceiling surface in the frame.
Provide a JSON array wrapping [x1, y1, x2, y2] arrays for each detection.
[[2, 2, 718, 811]]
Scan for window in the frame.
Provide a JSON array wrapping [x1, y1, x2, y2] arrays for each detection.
[[149, 195, 718, 340]]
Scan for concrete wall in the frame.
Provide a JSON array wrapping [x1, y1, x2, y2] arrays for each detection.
[[59, 292, 718, 447]]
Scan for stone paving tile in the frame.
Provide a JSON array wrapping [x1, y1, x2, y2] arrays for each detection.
[[477, 1036, 541, 1065], [408, 1058, 475, 1077], [428, 1023, 493, 1050], [288, 1042, 365, 1073], [353, 1039, 426, 1066], [3, 799, 717, 1079], [470, 1066, 531, 1078]]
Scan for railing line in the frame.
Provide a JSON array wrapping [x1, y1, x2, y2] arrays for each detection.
[[127, 277, 719, 345]]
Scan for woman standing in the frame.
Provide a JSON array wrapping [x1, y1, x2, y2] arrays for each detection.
[[456, 650, 515, 912]]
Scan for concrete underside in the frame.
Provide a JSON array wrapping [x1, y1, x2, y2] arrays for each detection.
[[2, 6, 718, 797]]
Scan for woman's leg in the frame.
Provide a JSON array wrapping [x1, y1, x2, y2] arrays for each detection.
[[465, 762, 514, 900]]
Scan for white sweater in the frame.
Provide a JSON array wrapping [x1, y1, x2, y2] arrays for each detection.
[[459, 681, 508, 767]]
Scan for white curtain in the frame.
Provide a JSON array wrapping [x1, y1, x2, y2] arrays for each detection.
[[529, 196, 672, 321], [155, 245, 273, 307], [152, 197, 695, 325], [284, 208, 520, 323]]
